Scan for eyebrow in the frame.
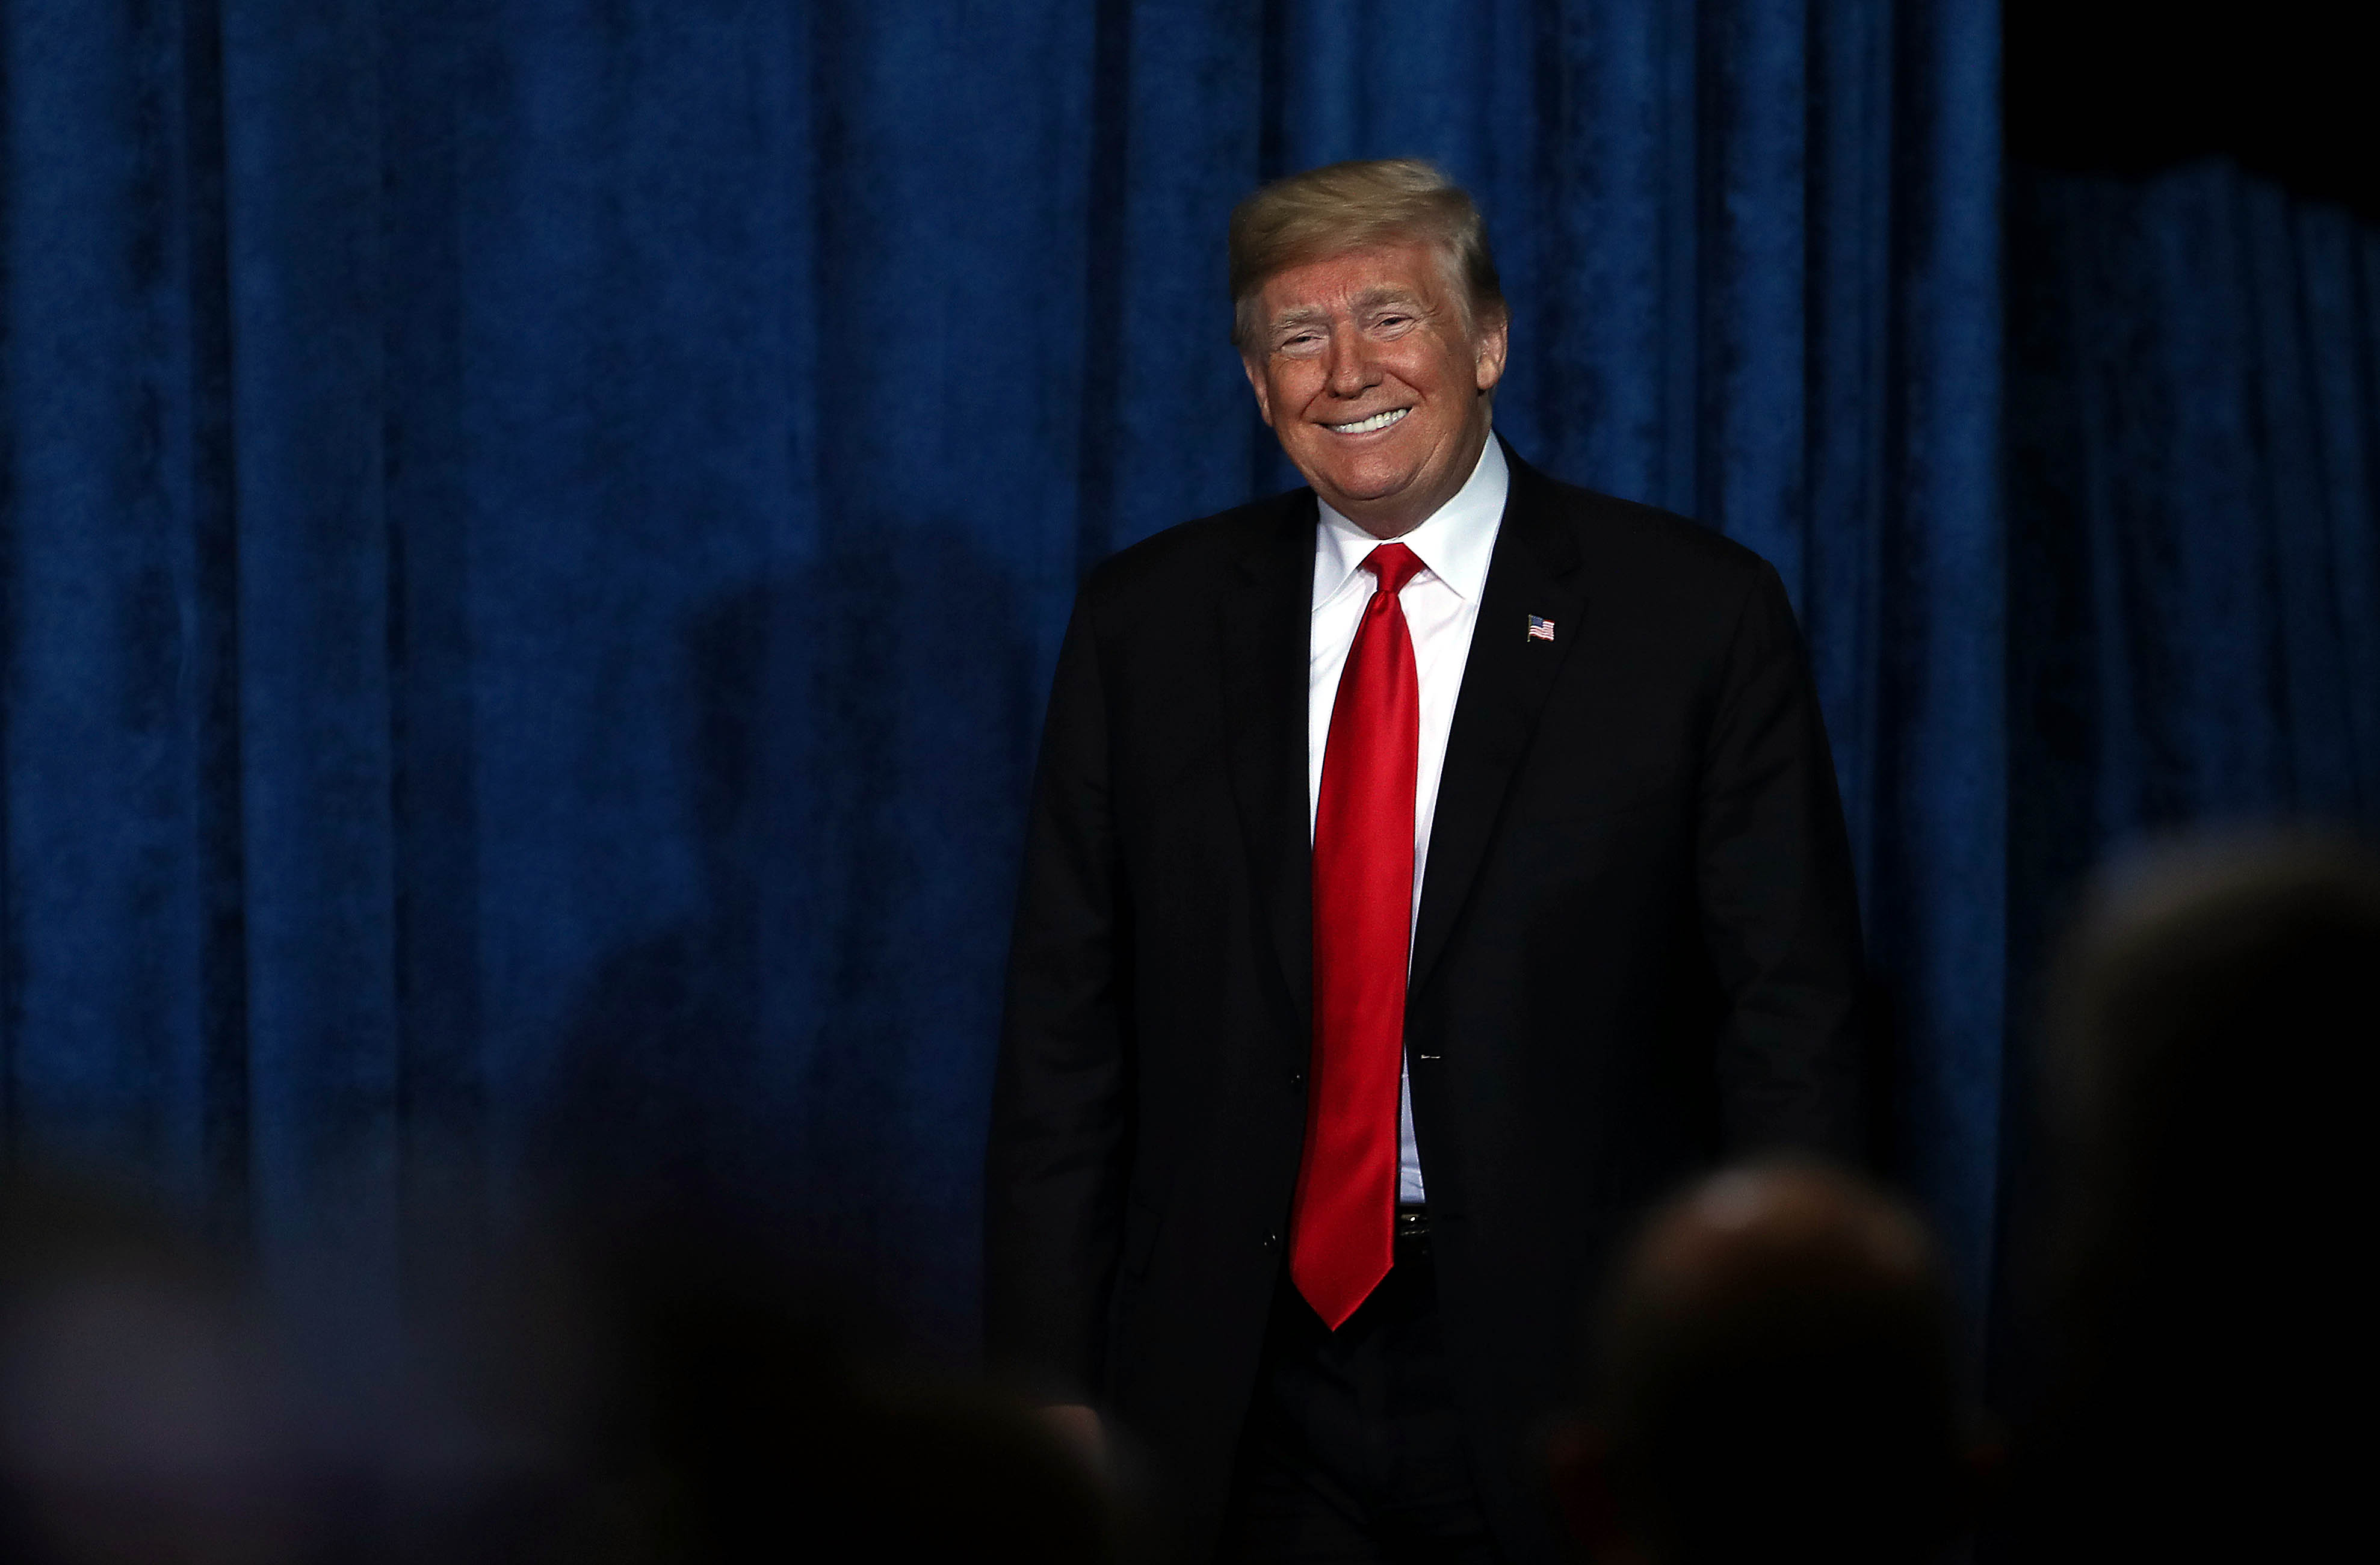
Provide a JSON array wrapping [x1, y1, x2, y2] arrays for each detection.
[[1267, 304, 1331, 335], [1266, 288, 1430, 337]]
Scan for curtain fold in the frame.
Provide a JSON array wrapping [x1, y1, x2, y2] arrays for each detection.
[[3, 1, 2366, 1360]]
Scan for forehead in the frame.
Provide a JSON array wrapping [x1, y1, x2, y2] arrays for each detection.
[[1257, 239, 1448, 316]]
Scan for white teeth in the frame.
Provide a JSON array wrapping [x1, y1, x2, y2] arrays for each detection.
[[1327, 408, 1409, 434]]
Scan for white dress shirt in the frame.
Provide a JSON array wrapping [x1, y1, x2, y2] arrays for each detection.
[[1308, 434, 1509, 1205]]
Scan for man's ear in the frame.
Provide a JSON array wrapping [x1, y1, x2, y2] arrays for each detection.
[[1242, 354, 1276, 428], [1474, 308, 1510, 395], [1545, 1419, 1629, 1558]]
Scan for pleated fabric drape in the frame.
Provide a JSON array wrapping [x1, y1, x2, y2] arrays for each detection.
[[3, 2, 2369, 1358]]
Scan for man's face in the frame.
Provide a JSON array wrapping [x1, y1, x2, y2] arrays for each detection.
[[1242, 239, 1507, 539]]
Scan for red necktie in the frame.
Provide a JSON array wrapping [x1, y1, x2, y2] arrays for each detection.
[[1293, 541, 1425, 1329]]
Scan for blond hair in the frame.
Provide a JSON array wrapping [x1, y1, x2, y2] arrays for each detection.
[[1228, 158, 1505, 353]]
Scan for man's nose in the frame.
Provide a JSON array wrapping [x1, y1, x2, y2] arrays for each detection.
[[1323, 324, 1377, 397]]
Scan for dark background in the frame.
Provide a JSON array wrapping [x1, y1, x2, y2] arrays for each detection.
[[1, 1, 2371, 1366]]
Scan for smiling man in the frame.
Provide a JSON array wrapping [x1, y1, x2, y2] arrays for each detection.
[[988, 161, 1866, 1564], [1241, 235, 1504, 539]]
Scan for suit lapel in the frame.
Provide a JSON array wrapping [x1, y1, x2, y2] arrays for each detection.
[[1409, 445, 1587, 998], [1219, 493, 1320, 1032]]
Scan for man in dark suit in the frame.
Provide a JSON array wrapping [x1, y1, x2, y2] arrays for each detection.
[[986, 159, 1864, 1563]]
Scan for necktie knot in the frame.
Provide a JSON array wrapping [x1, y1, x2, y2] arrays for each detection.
[[1362, 542, 1425, 600]]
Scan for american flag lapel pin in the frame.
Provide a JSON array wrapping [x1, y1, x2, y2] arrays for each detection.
[[1526, 614, 1556, 643]]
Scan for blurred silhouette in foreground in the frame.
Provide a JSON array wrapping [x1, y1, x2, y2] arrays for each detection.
[[2009, 832, 2380, 1564], [1549, 1161, 1976, 1565], [551, 1215, 1126, 1564], [0, 1178, 304, 1565], [1, 1176, 1120, 1564]]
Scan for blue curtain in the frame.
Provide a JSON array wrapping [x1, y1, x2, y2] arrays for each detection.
[[4, 1, 2361, 1360], [2008, 164, 2380, 904]]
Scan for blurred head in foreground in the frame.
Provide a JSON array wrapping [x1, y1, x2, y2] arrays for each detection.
[[1551, 1161, 1971, 1565], [0, 1177, 301, 1565], [2018, 832, 2380, 1561]]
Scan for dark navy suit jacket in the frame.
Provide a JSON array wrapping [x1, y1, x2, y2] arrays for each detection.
[[986, 440, 1865, 1561]]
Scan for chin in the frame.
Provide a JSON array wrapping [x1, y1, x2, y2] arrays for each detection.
[[1321, 465, 1420, 505]]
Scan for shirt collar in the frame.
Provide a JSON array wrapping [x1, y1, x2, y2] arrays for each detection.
[[1312, 433, 1509, 612]]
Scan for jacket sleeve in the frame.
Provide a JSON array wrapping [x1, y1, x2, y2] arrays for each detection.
[[983, 595, 1134, 1401], [1695, 560, 1867, 1161]]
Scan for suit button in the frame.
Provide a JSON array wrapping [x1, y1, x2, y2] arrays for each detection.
[[1288, 1070, 1306, 1090], [1263, 1232, 1281, 1251]]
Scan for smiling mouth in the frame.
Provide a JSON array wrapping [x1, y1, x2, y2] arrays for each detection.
[[1323, 407, 1410, 435]]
